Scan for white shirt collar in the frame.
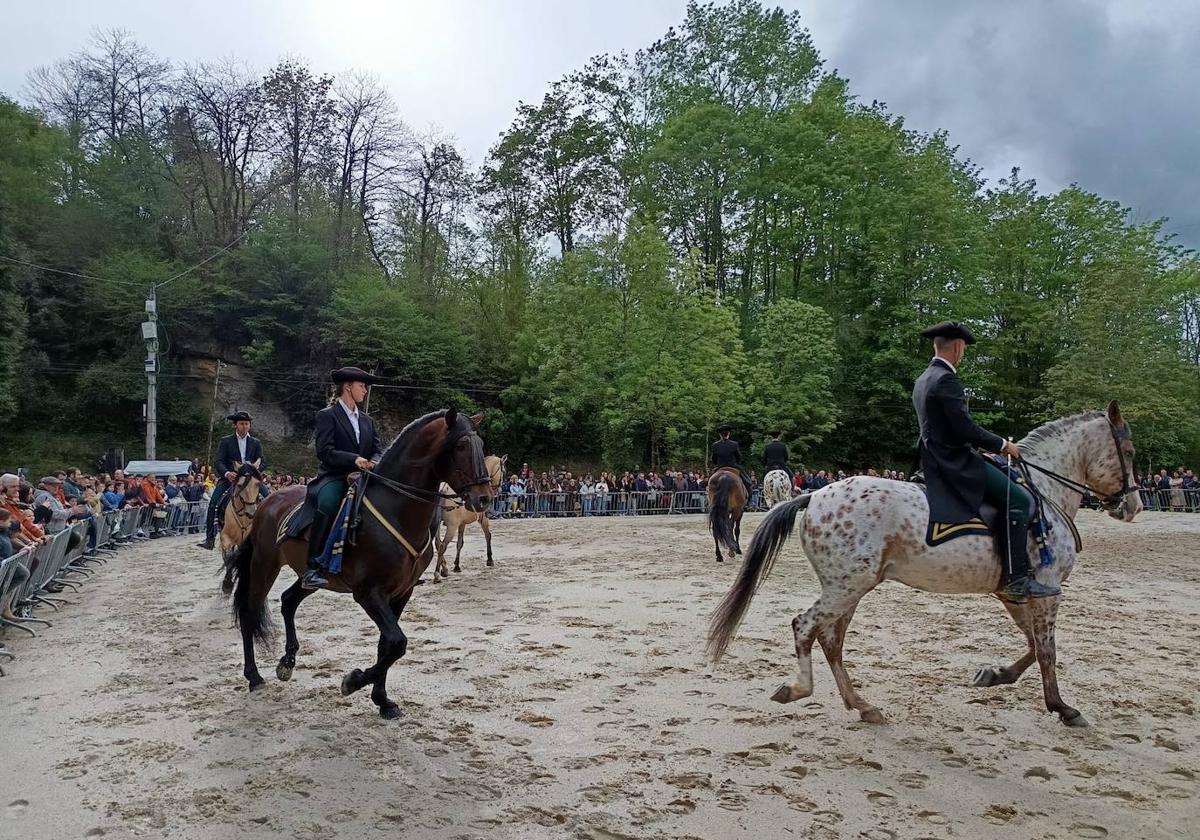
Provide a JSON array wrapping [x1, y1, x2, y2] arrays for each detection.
[[339, 398, 359, 417], [932, 355, 957, 374]]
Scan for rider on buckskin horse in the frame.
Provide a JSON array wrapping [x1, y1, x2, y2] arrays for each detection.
[[912, 321, 1059, 602], [712, 424, 752, 497], [300, 367, 384, 590], [198, 411, 264, 551]]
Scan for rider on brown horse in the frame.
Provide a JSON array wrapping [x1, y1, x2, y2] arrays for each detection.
[[301, 367, 384, 590], [912, 321, 1059, 602], [712, 424, 752, 497]]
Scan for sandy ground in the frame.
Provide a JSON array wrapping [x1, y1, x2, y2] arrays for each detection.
[[0, 510, 1196, 840]]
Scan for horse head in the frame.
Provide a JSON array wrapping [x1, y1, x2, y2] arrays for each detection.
[[438, 408, 491, 513], [232, 459, 263, 507], [1087, 401, 1142, 523]]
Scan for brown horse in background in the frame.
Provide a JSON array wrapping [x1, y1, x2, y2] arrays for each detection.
[[432, 454, 506, 581], [707, 467, 747, 563], [226, 409, 491, 719]]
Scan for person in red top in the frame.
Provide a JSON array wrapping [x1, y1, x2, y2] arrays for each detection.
[[1, 473, 45, 544]]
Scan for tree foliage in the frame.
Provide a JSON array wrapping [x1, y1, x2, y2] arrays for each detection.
[[1, 6, 1197, 474]]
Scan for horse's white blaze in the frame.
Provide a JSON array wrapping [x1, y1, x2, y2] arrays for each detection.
[[763, 470, 792, 508]]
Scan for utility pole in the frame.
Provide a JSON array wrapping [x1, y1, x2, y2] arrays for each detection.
[[142, 288, 158, 459], [206, 360, 225, 468]]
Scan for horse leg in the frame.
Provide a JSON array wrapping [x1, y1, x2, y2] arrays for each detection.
[[341, 588, 409, 720], [733, 511, 743, 555], [714, 530, 724, 564], [433, 523, 447, 582], [276, 579, 317, 681], [1028, 595, 1086, 726], [772, 578, 875, 705], [815, 604, 885, 723], [972, 600, 1037, 687], [481, 516, 494, 567], [453, 524, 465, 573], [369, 590, 414, 715]]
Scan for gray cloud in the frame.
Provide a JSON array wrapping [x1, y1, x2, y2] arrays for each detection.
[[809, 0, 1200, 245]]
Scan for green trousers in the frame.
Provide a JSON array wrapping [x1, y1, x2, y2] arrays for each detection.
[[308, 479, 348, 564], [981, 458, 1031, 521]]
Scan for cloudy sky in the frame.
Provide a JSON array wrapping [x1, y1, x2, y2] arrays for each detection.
[[3, 0, 1197, 244]]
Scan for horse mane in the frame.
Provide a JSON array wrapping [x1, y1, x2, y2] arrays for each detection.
[[1020, 410, 1104, 455], [375, 409, 457, 471]]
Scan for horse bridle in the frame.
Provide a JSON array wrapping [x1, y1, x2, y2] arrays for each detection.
[[362, 429, 492, 506], [1021, 420, 1134, 512], [229, 474, 260, 520]]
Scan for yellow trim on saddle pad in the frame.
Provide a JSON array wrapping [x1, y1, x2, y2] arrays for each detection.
[[276, 501, 304, 545], [927, 517, 991, 546]]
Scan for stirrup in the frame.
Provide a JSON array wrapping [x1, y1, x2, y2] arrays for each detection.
[[997, 575, 1060, 603], [300, 567, 329, 590]]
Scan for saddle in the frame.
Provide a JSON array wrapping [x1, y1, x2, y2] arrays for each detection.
[[908, 471, 1006, 550], [279, 472, 367, 545]]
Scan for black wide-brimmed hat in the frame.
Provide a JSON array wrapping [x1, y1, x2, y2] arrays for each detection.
[[226, 411, 252, 423], [920, 321, 977, 345], [330, 366, 380, 385], [717, 423, 735, 434]]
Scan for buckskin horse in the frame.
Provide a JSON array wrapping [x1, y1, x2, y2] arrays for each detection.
[[226, 408, 491, 718], [709, 402, 1141, 726], [432, 454, 506, 581], [219, 460, 263, 594], [707, 467, 748, 562]]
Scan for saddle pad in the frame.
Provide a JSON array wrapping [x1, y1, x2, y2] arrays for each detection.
[[277, 502, 307, 545], [925, 517, 991, 546]]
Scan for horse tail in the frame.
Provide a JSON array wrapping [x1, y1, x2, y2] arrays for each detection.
[[229, 533, 273, 648], [708, 473, 738, 552], [708, 494, 812, 663]]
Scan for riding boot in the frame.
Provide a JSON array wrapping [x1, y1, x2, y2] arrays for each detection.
[[300, 512, 330, 590], [997, 514, 1061, 602]]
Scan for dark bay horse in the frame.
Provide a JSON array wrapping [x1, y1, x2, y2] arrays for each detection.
[[227, 408, 491, 719], [707, 467, 747, 562]]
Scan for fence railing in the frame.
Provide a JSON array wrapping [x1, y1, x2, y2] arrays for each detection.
[[1137, 487, 1200, 513], [0, 500, 208, 676], [484, 489, 768, 519]]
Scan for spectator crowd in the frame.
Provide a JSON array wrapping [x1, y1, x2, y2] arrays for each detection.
[[2, 458, 1196, 563]]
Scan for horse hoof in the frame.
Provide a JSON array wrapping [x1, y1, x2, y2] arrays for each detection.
[[972, 667, 999, 688], [378, 702, 402, 720], [247, 674, 266, 692], [220, 580, 233, 595], [276, 664, 293, 682], [771, 683, 798, 704], [454, 567, 461, 574], [1061, 710, 1088, 728], [859, 708, 887, 724], [340, 668, 364, 697], [485, 560, 493, 568]]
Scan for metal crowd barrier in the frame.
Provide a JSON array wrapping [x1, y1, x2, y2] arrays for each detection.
[[1137, 487, 1200, 512], [0, 500, 212, 675], [487, 489, 769, 519]]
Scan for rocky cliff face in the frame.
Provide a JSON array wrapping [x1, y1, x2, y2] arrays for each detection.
[[184, 356, 297, 440]]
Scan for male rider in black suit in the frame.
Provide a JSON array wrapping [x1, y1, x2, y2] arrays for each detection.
[[198, 411, 264, 550], [912, 321, 1058, 602], [711, 424, 752, 497]]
